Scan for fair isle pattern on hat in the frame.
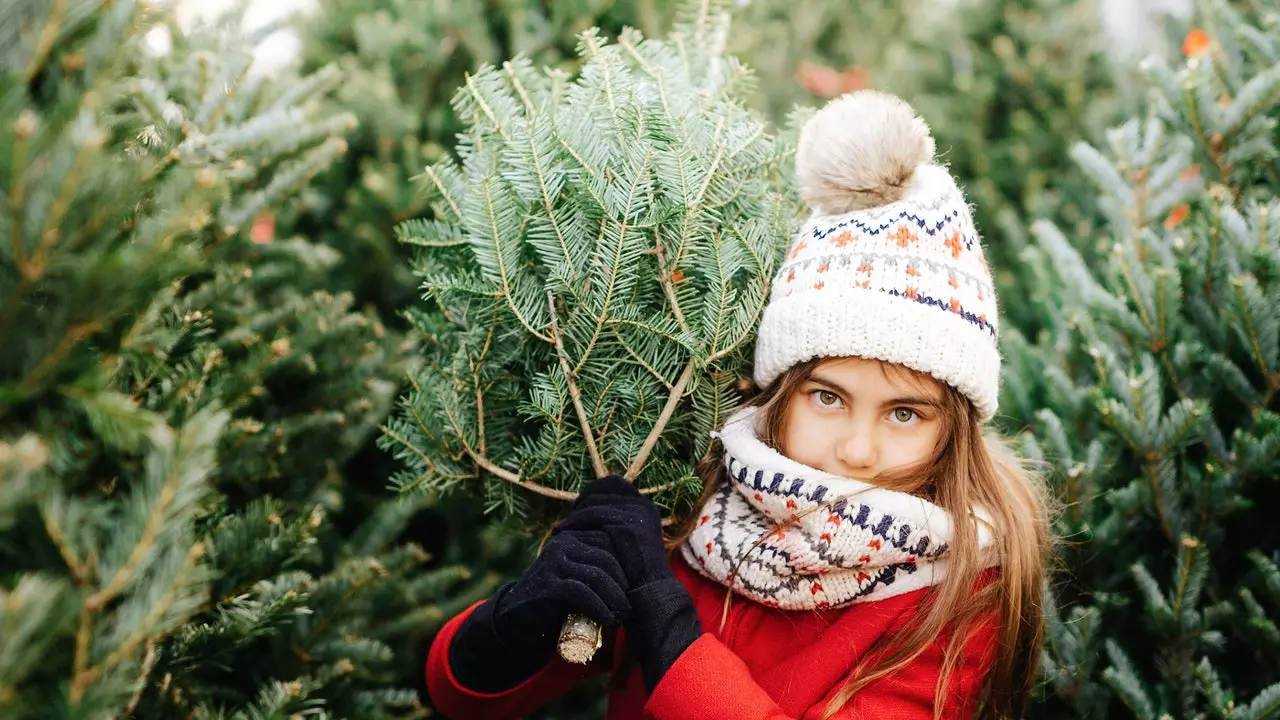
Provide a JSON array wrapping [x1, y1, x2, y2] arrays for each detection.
[[681, 408, 999, 610], [751, 91, 1002, 419]]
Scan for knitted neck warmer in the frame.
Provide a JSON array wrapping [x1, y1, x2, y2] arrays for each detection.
[[681, 407, 998, 610]]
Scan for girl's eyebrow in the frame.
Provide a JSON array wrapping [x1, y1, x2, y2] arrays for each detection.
[[884, 396, 940, 409], [807, 375, 850, 396], [807, 375, 941, 407]]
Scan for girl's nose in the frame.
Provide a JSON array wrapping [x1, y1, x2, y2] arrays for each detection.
[[835, 428, 877, 473]]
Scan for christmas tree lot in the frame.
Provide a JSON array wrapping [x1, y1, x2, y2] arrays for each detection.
[[0, 2, 498, 717], [1001, 0, 1280, 717], [4, 0, 1280, 717]]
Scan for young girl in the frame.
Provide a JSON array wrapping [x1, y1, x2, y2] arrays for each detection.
[[425, 90, 1053, 720]]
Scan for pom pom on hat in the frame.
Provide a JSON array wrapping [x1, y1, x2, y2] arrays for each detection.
[[796, 90, 936, 215]]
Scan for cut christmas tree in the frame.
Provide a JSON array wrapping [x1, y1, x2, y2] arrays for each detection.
[[383, 0, 796, 510], [1002, 0, 1280, 716]]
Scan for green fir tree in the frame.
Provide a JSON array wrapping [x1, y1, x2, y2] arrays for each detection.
[[0, 2, 489, 717], [1004, 1, 1280, 717], [382, 0, 797, 519]]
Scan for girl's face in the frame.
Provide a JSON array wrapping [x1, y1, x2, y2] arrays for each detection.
[[779, 357, 945, 482]]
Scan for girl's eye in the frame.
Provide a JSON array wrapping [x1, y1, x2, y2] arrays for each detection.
[[814, 390, 841, 407], [891, 408, 918, 424]]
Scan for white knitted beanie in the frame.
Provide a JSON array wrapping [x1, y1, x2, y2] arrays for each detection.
[[752, 90, 1001, 419]]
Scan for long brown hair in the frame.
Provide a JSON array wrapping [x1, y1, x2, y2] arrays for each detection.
[[667, 359, 1054, 719]]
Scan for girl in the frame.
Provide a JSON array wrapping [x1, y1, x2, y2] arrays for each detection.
[[425, 90, 1053, 720]]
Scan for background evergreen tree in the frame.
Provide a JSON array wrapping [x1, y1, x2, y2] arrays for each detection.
[[729, 0, 1123, 331], [1003, 0, 1280, 716], [0, 3, 493, 717]]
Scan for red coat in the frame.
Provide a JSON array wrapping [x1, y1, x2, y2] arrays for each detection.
[[426, 554, 999, 720]]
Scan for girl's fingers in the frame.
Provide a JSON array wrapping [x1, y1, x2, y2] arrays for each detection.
[[556, 566, 630, 622]]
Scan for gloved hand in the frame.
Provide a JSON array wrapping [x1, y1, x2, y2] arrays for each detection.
[[575, 475, 704, 693], [448, 490, 633, 693]]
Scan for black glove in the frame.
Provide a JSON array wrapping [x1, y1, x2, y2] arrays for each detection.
[[448, 496, 633, 693], [577, 475, 704, 693]]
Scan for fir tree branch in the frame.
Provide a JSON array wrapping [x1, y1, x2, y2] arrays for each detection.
[[1115, 246, 1205, 421], [692, 116, 728, 211], [29, 128, 103, 281], [408, 373, 574, 500], [522, 411, 569, 485], [8, 112, 33, 266], [1206, 201, 1222, 300], [423, 166, 462, 220], [0, 137, 106, 348], [548, 291, 607, 477], [76, 542, 206, 696], [1143, 457, 1177, 545], [121, 641, 160, 717], [41, 504, 87, 586], [24, 0, 66, 84], [705, 232, 731, 358], [378, 423, 471, 486], [580, 32, 618, 120], [504, 61, 536, 114], [614, 328, 675, 390], [90, 469, 182, 611], [625, 361, 695, 480], [573, 143, 652, 374], [678, 116, 728, 267], [556, 130, 596, 176], [464, 72, 512, 142], [1231, 277, 1278, 407], [1116, 248, 1156, 347], [70, 602, 94, 703], [521, 115, 575, 280], [480, 176, 552, 343], [591, 378, 623, 441], [471, 328, 495, 457], [1171, 537, 1199, 629], [710, 229, 773, 364], [618, 31, 673, 123], [199, 52, 254, 131], [654, 230, 691, 333], [13, 320, 102, 399], [65, 192, 139, 255], [1184, 80, 1235, 192], [296, 559, 380, 659]]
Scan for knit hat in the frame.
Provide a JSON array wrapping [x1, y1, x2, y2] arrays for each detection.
[[752, 90, 1001, 419]]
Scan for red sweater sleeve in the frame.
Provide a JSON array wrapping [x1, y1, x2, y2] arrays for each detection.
[[644, 613, 999, 720], [424, 600, 607, 720]]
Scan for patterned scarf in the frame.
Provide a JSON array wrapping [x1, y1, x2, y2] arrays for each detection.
[[681, 407, 999, 610]]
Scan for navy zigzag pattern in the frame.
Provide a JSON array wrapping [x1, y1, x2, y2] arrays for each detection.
[[729, 460, 951, 557], [885, 288, 995, 337], [808, 209, 978, 253]]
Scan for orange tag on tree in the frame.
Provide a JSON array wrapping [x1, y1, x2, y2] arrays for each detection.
[[251, 210, 276, 244], [1183, 29, 1211, 57], [1164, 204, 1190, 230]]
